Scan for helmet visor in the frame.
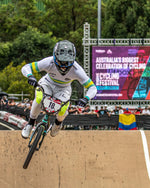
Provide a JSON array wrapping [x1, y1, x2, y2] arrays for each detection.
[[55, 60, 74, 68]]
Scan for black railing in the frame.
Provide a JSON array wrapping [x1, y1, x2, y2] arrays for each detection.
[[0, 104, 150, 130]]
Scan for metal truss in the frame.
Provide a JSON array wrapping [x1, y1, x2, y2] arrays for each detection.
[[90, 100, 150, 106], [82, 22, 150, 105], [83, 38, 150, 46]]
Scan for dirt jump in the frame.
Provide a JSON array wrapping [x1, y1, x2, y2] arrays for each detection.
[[0, 130, 150, 188]]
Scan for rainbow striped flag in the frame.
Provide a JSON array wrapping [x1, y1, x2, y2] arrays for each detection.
[[118, 114, 137, 130]]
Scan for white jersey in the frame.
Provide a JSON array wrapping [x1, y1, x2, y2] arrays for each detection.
[[21, 56, 97, 100]]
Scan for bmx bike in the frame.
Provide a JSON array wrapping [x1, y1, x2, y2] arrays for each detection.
[[23, 85, 70, 169]]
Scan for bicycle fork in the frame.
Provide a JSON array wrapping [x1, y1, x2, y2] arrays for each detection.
[[28, 114, 51, 150]]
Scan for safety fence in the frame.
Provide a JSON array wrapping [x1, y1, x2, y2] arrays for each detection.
[[0, 111, 27, 129], [47, 114, 149, 130], [0, 104, 150, 130]]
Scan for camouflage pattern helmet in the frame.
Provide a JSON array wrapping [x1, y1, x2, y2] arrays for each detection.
[[53, 40, 76, 75]]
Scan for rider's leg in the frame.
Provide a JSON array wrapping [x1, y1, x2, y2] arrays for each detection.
[[50, 101, 70, 137], [21, 90, 43, 138], [22, 78, 52, 138], [51, 86, 71, 137]]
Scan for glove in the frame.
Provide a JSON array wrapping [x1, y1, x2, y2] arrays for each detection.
[[78, 97, 89, 107], [28, 75, 37, 87]]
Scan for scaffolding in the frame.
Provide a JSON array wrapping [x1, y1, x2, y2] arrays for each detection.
[[82, 22, 150, 106]]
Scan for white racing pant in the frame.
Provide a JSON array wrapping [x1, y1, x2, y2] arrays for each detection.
[[30, 76, 72, 122]]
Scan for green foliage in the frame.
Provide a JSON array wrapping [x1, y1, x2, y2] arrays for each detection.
[[1, 0, 150, 98], [0, 0, 43, 42], [102, 0, 149, 38], [71, 80, 83, 99], [0, 42, 12, 70], [41, 0, 98, 37], [0, 61, 83, 100], [0, 62, 25, 92], [10, 27, 57, 66], [134, 16, 148, 38], [0, 62, 41, 99], [40, 0, 100, 64]]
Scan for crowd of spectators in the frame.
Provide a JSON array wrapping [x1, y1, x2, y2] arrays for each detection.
[[68, 103, 150, 116], [1, 95, 150, 118], [1, 95, 150, 130], [0, 96, 34, 120]]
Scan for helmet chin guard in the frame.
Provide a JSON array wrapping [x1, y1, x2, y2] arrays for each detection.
[[53, 40, 76, 75]]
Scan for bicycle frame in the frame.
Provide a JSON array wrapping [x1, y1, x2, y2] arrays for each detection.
[[28, 85, 70, 150], [23, 85, 71, 169], [28, 114, 49, 150]]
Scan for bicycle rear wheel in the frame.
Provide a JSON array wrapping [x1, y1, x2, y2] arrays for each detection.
[[23, 126, 43, 169]]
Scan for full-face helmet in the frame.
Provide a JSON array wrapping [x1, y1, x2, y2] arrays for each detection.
[[53, 40, 76, 75]]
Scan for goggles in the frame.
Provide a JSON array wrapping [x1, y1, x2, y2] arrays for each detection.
[[55, 60, 74, 68]]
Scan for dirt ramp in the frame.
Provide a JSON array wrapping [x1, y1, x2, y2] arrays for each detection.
[[0, 131, 150, 188]]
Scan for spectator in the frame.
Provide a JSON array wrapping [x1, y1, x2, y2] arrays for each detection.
[[124, 108, 132, 114], [97, 106, 110, 117], [97, 106, 105, 116], [134, 106, 142, 115], [8, 99, 16, 106], [88, 107, 97, 114], [1, 96, 8, 105], [104, 105, 110, 117], [22, 98, 30, 108], [110, 109, 115, 115], [77, 106, 84, 114], [24, 100, 33, 111], [138, 106, 142, 113], [17, 102, 23, 107], [94, 106, 99, 113], [82, 105, 91, 114], [68, 104, 80, 115], [142, 106, 150, 115], [114, 106, 119, 115], [119, 105, 124, 114]]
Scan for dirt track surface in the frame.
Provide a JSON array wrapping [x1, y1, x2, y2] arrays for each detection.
[[0, 130, 150, 188]]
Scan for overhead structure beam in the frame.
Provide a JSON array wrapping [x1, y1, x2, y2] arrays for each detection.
[[82, 22, 150, 105]]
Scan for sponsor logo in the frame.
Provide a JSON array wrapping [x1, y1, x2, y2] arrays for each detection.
[[45, 78, 50, 83], [65, 78, 71, 81], [95, 49, 105, 53], [107, 49, 112, 54], [49, 73, 56, 77], [128, 49, 138, 56]]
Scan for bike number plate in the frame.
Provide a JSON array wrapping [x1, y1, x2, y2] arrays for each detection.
[[43, 97, 61, 113]]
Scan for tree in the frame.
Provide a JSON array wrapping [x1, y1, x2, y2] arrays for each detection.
[[102, 0, 148, 38], [0, 0, 42, 42], [10, 27, 57, 66], [40, 0, 105, 64], [0, 62, 41, 99], [0, 42, 12, 70]]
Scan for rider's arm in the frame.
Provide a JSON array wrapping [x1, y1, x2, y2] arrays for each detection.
[[74, 62, 97, 100], [21, 56, 53, 78], [82, 78, 97, 100]]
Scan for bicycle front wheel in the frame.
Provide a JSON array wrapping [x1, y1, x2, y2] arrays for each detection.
[[23, 126, 43, 169]]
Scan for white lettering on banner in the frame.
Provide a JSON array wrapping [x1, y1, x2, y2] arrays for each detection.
[[99, 80, 119, 86], [96, 57, 122, 63], [95, 56, 144, 70], [129, 64, 138, 69], [96, 57, 139, 63], [96, 73, 119, 86], [96, 93, 122, 97], [123, 64, 128, 69], [139, 64, 146, 69], [95, 50, 105, 53], [122, 57, 139, 63], [96, 63, 123, 69]]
